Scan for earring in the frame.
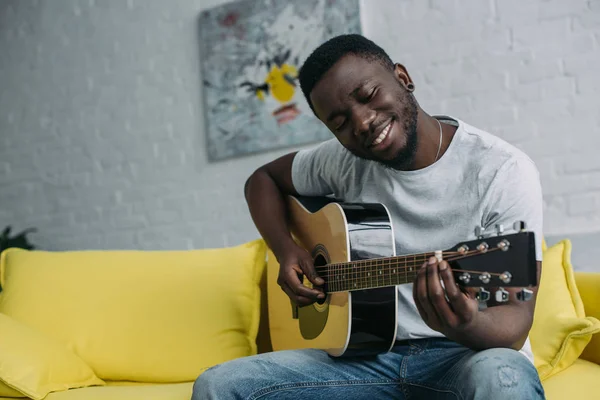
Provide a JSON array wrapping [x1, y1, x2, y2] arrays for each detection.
[[407, 83, 415, 92]]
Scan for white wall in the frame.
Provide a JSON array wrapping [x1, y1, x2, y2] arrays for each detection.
[[0, 0, 599, 252]]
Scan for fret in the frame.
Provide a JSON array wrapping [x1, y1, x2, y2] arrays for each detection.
[[333, 263, 337, 292], [359, 261, 363, 289], [370, 260, 374, 288], [332, 263, 336, 292], [358, 260, 362, 290], [403, 255, 407, 285], [372, 259, 377, 288], [373, 259, 377, 288], [372, 260, 376, 287], [384, 259, 389, 287], [327, 249, 449, 292], [387, 258, 392, 287], [364, 261, 373, 288], [364, 260, 368, 290], [352, 260, 357, 290]]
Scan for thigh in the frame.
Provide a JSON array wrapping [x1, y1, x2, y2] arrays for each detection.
[[443, 347, 546, 400], [193, 348, 405, 400], [398, 339, 545, 400]]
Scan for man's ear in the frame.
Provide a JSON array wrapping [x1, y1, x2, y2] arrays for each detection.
[[394, 63, 414, 90]]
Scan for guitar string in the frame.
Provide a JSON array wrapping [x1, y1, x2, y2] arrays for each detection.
[[313, 248, 499, 275], [315, 250, 464, 270], [318, 249, 501, 278], [312, 249, 505, 288]]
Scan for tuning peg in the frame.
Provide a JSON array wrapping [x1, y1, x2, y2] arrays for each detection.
[[474, 226, 485, 239], [495, 224, 504, 236], [458, 272, 471, 284], [495, 288, 509, 302], [517, 288, 534, 301], [513, 221, 527, 232], [475, 288, 490, 302], [497, 239, 510, 252], [499, 271, 512, 284], [478, 272, 491, 284], [476, 242, 489, 253]]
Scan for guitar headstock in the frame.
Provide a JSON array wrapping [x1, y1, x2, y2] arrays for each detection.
[[445, 222, 537, 303]]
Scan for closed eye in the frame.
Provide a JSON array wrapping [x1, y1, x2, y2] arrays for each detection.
[[361, 87, 378, 103], [334, 119, 347, 132]]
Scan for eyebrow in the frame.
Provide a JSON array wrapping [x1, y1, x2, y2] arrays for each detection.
[[325, 79, 374, 123]]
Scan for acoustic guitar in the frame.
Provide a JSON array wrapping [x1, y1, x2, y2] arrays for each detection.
[[267, 195, 537, 357]]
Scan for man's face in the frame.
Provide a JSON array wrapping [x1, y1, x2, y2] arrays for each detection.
[[310, 54, 418, 170]]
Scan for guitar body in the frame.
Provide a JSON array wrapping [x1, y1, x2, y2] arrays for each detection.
[[267, 196, 539, 358], [267, 196, 397, 357]]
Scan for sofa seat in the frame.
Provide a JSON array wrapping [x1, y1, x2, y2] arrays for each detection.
[[0, 382, 194, 400], [542, 359, 600, 399]]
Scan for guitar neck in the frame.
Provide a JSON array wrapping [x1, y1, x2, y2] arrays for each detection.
[[325, 252, 436, 292]]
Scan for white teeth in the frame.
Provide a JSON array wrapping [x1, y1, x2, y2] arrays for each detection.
[[372, 122, 392, 146]]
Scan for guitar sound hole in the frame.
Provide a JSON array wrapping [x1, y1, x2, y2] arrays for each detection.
[[313, 254, 327, 305]]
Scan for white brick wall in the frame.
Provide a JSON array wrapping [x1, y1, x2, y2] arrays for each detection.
[[0, 0, 599, 252]]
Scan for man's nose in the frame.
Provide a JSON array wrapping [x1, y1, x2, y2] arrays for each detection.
[[353, 107, 376, 138]]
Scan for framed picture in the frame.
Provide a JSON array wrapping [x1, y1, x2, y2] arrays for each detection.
[[199, 0, 362, 161]]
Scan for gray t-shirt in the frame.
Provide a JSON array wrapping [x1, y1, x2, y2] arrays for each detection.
[[291, 116, 543, 362]]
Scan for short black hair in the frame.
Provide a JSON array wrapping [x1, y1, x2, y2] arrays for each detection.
[[298, 34, 395, 114]]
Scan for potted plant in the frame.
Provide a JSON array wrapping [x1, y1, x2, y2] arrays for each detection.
[[0, 225, 37, 254]]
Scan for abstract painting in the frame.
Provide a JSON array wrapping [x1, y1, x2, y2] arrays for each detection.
[[199, 0, 361, 161]]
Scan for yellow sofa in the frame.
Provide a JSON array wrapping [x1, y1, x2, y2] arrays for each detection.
[[0, 238, 598, 400]]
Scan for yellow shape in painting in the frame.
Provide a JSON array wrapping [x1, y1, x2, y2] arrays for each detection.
[[265, 63, 298, 103]]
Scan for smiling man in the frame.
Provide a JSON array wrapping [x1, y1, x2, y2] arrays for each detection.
[[193, 34, 545, 400]]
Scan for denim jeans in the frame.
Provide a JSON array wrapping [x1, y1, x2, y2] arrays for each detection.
[[192, 338, 545, 400]]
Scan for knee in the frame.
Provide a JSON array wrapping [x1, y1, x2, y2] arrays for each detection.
[[192, 363, 236, 400], [464, 348, 544, 398], [192, 355, 269, 400]]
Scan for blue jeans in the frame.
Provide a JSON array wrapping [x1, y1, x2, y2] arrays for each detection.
[[192, 338, 545, 399]]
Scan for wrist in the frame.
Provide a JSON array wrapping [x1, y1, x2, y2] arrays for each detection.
[[445, 312, 485, 349], [270, 236, 298, 261]]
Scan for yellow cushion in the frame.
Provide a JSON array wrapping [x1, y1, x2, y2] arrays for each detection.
[[530, 239, 600, 380], [576, 272, 600, 365], [0, 239, 267, 383], [43, 382, 193, 400], [0, 381, 25, 398], [541, 359, 600, 399], [0, 313, 104, 400]]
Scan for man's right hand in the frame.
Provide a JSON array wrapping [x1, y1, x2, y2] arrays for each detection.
[[277, 244, 326, 307]]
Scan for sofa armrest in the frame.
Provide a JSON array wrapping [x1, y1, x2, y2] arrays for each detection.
[[575, 272, 600, 365]]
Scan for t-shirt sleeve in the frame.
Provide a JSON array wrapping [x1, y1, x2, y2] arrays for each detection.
[[483, 156, 544, 262], [291, 139, 347, 197]]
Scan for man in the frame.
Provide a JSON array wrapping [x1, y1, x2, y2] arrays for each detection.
[[193, 34, 545, 399]]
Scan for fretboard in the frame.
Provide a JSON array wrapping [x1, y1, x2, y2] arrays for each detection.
[[326, 252, 435, 292]]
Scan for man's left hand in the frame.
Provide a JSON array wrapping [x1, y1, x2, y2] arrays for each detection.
[[413, 256, 479, 337]]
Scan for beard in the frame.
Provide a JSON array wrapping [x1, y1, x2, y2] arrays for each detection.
[[336, 86, 420, 170], [378, 91, 419, 170]]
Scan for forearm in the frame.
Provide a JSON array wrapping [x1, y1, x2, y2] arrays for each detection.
[[449, 304, 532, 351], [244, 169, 296, 259]]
